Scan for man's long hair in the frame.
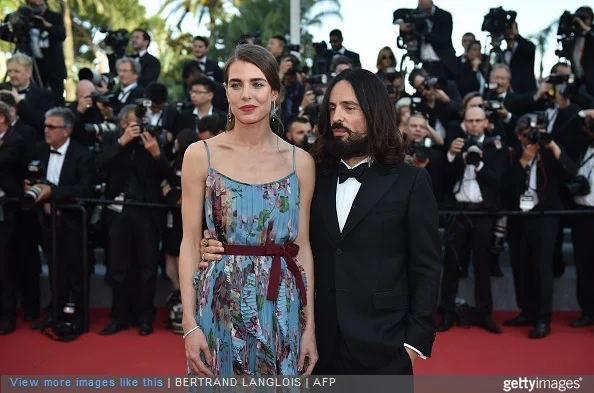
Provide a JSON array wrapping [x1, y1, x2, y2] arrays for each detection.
[[310, 69, 405, 175]]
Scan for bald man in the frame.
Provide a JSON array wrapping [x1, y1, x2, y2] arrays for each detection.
[[438, 106, 507, 334], [69, 80, 108, 147]]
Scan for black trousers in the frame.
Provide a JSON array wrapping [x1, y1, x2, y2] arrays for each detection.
[[507, 216, 560, 323], [15, 210, 42, 314], [36, 58, 65, 105], [441, 213, 495, 315], [107, 208, 161, 324], [315, 329, 413, 376], [571, 206, 594, 315], [0, 212, 18, 319], [41, 216, 85, 318]]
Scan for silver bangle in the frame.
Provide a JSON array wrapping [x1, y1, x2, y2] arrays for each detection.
[[183, 325, 200, 340]]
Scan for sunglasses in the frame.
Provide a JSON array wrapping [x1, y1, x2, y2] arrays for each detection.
[[382, 55, 395, 60]]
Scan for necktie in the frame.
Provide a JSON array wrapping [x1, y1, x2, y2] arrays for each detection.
[[50, 149, 61, 155], [337, 162, 367, 183]]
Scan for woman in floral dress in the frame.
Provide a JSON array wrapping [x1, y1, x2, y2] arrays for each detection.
[[178, 44, 318, 376]]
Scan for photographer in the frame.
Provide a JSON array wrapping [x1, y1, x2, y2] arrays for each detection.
[[142, 82, 180, 160], [568, 7, 594, 96], [185, 36, 223, 83], [69, 80, 110, 148], [0, 101, 26, 335], [280, 54, 305, 128], [113, 57, 145, 115], [503, 21, 537, 95], [395, 0, 457, 80], [130, 29, 161, 87], [456, 40, 488, 97], [177, 78, 226, 135], [328, 29, 361, 69], [551, 62, 594, 110], [570, 110, 594, 328], [97, 104, 170, 336], [439, 106, 506, 334], [0, 53, 55, 137], [28, 108, 95, 332], [266, 35, 286, 63], [284, 117, 312, 149], [1, 0, 66, 103], [502, 115, 577, 339]]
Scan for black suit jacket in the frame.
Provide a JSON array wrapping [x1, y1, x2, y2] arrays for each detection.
[[0, 128, 26, 203], [335, 48, 361, 69], [39, 9, 67, 80], [311, 162, 441, 370], [505, 35, 537, 94], [135, 53, 161, 87], [456, 61, 487, 97], [16, 85, 56, 138], [112, 84, 145, 115], [424, 7, 458, 77], [574, 30, 594, 96], [176, 106, 226, 134], [442, 144, 506, 211], [13, 120, 37, 170]]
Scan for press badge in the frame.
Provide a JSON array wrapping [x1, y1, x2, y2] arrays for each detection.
[[520, 192, 535, 211], [107, 194, 124, 213], [167, 211, 174, 228]]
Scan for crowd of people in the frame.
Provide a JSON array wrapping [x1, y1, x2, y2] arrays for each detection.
[[0, 0, 593, 355]]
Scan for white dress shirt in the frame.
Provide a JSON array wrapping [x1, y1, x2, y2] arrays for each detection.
[[545, 106, 558, 134], [574, 146, 594, 207], [137, 50, 147, 58], [147, 107, 163, 127], [193, 106, 214, 121], [504, 41, 518, 64], [118, 82, 138, 103], [47, 138, 70, 186], [447, 135, 485, 203], [420, 6, 441, 62], [523, 156, 539, 209], [335, 156, 426, 360]]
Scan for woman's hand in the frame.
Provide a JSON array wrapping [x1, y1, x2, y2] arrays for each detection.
[[199, 230, 224, 268], [299, 328, 318, 376], [185, 327, 214, 376]]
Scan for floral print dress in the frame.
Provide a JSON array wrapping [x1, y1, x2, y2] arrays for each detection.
[[190, 141, 306, 376]]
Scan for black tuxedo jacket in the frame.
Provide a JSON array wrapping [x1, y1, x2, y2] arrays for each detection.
[[40, 10, 67, 79], [503, 144, 577, 210], [504, 35, 537, 94], [311, 162, 441, 370], [424, 7, 458, 77], [442, 144, 507, 211], [16, 85, 56, 138], [13, 120, 37, 171], [185, 58, 223, 83], [176, 107, 226, 134], [135, 53, 161, 87], [336, 49, 361, 69], [456, 61, 487, 97], [112, 84, 145, 115], [0, 129, 26, 203]]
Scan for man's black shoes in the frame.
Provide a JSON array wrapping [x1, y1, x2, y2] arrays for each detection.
[[503, 313, 533, 327], [529, 323, 551, 339], [99, 321, 130, 335], [570, 314, 594, 327]]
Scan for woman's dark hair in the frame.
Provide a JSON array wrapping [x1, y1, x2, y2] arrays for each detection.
[[309, 68, 405, 175], [176, 129, 200, 169], [223, 44, 282, 132]]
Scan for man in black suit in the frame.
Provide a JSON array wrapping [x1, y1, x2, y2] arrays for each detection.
[[199, 69, 441, 376], [438, 107, 506, 334], [0, 53, 56, 138], [503, 22, 537, 94], [177, 78, 226, 135], [28, 107, 95, 329], [503, 115, 577, 339], [569, 7, 594, 96], [130, 29, 161, 87], [142, 82, 179, 161], [185, 36, 223, 83], [266, 35, 286, 63], [395, 1, 457, 80], [329, 29, 361, 69], [98, 104, 170, 336], [0, 101, 27, 334], [113, 57, 145, 115]]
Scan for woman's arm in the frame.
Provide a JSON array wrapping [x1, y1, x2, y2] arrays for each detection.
[[179, 141, 213, 376], [293, 148, 318, 375]]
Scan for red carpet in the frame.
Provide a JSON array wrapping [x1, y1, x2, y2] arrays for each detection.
[[1, 310, 593, 375]]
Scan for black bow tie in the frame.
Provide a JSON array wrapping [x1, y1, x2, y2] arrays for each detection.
[[337, 162, 367, 183], [50, 149, 62, 155]]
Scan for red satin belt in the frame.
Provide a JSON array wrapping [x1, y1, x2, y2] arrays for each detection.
[[222, 243, 307, 306]]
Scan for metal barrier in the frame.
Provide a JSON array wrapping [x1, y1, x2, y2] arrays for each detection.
[[3, 196, 594, 335]]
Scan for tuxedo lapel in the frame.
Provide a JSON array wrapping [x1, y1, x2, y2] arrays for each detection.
[[340, 164, 399, 239], [58, 144, 73, 185], [40, 144, 50, 170], [315, 172, 340, 244]]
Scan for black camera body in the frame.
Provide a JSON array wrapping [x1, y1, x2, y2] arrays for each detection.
[[21, 160, 48, 210], [134, 99, 161, 137], [89, 91, 114, 105], [422, 76, 446, 91], [411, 138, 432, 163], [84, 122, 118, 137], [103, 29, 129, 58], [482, 7, 517, 37], [557, 10, 590, 37], [0, 5, 43, 46], [393, 8, 430, 64], [546, 73, 578, 100], [524, 113, 552, 144], [462, 135, 499, 166]]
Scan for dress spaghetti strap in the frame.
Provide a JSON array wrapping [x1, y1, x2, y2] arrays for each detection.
[[202, 140, 211, 169], [292, 144, 296, 172]]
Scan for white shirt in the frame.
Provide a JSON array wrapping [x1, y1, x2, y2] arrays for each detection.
[[447, 135, 485, 203], [420, 6, 441, 62], [137, 50, 147, 58], [193, 106, 214, 120], [335, 156, 426, 360], [434, 118, 446, 139], [574, 146, 594, 207], [46, 138, 70, 186], [523, 156, 540, 209], [118, 82, 138, 103], [545, 106, 558, 134], [504, 41, 518, 64], [498, 92, 513, 124], [147, 107, 163, 127]]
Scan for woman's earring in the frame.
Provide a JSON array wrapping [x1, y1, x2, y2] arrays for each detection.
[[227, 105, 232, 123], [272, 101, 277, 121]]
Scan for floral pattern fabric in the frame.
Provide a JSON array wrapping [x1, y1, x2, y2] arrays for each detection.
[[189, 160, 305, 376]]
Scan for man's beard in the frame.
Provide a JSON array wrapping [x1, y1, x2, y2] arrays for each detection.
[[326, 124, 369, 160]]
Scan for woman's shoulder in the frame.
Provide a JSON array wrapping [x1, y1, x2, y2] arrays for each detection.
[[292, 145, 315, 178]]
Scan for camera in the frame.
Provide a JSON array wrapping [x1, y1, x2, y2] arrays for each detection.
[[0, 5, 42, 46], [462, 135, 500, 166], [545, 73, 578, 100], [21, 160, 48, 210], [411, 138, 432, 163], [524, 113, 552, 144], [565, 175, 590, 196], [393, 8, 429, 64], [84, 122, 118, 137], [102, 29, 129, 58], [579, 111, 594, 134], [134, 98, 161, 137], [557, 10, 590, 37], [89, 182, 107, 226], [303, 74, 328, 85], [161, 179, 181, 206], [286, 44, 300, 52], [481, 7, 517, 38], [422, 76, 445, 91], [89, 91, 115, 105]]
